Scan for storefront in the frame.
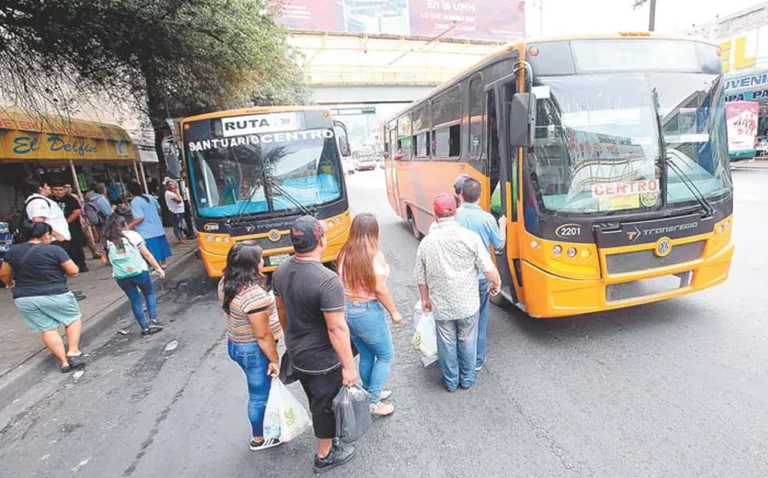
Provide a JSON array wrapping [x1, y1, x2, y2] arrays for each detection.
[[0, 110, 145, 217]]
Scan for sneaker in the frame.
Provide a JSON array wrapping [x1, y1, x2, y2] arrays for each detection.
[[141, 327, 162, 337], [313, 442, 356, 474], [250, 437, 281, 451], [149, 320, 164, 329], [475, 360, 486, 372]]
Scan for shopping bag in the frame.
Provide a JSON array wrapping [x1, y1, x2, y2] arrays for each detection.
[[263, 378, 311, 442], [412, 301, 438, 367], [333, 385, 373, 443]]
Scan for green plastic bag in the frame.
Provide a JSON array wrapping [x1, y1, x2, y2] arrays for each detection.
[[490, 183, 501, 215]]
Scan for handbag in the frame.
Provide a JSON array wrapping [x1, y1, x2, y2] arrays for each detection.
[[279, 351, 299, 385]]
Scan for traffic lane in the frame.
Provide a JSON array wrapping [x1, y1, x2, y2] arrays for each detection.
[[346, 169, 768, 477]]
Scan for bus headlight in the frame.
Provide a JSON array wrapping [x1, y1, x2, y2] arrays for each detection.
[[567, 247, 577, 258], [531, 241, 540, 249], [205, 235, 212, 242], [718, 224, 725, 234], [552, 245, 562, 256], [214, 237, 222, 243]]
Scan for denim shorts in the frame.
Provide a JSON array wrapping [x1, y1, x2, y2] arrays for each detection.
[[15, 292, 82, 333]]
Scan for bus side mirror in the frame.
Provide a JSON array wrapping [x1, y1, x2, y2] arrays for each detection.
[[334, 121, 352, 157], [510, 93, 537, 148]]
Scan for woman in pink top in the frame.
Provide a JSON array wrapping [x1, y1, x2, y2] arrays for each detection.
[[337, 213, 402, 416]]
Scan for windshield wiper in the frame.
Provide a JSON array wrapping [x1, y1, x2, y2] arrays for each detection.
[[665, 155, 715, 218], [265, 176, 315, 217], [650, 87, 669, 209]]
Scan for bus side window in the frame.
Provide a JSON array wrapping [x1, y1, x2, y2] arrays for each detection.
[[487, 90, 501, 217]]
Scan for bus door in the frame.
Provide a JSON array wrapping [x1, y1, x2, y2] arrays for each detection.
[[488, 74, 524, 305], [387, 127, 402, 216]]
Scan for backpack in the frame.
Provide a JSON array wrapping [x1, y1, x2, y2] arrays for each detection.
[[107, 236, 145, 279], [10, 196, 48, 244], [84, 201, 106, 226]]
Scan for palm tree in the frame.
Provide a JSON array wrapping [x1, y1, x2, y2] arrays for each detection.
[[633, 0, 657, 31]]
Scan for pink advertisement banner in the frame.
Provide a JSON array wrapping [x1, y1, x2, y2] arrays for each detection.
[[272, 0, 525, 42]]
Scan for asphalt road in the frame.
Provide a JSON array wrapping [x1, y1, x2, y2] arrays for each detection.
[[1, 166, 767, 478]]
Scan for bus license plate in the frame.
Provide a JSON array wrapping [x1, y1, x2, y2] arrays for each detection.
[[269, 254, 290, 266]]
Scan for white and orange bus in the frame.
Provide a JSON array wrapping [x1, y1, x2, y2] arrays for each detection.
[[384, 33, 734, 318]]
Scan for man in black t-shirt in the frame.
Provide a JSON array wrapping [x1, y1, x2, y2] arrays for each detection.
[[51, 182, 88, 272], [273, 215, 358, 474]]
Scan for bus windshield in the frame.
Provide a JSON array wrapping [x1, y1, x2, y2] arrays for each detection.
[[531, 71, 731, 215], [187, 129, 343, 218]]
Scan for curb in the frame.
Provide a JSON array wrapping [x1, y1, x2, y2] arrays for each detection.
[[0, 247, 200, 408]]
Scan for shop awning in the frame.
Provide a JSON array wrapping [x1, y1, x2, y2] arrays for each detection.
[[0, 110, 139, 164]]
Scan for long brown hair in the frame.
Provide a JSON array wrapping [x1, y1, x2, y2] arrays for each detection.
[[221, 240, 267, 314], [338, 213, 379, 293]]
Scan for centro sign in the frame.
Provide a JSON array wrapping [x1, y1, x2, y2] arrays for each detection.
[[221, 113, 299, 137]]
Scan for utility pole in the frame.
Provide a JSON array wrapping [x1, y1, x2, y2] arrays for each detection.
[[632, 0, 656, 32]]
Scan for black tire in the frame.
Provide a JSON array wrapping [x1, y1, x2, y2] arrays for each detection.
[[408, 209, 423, 240]]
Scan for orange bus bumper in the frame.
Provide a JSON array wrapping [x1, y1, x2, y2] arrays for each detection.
[[522, 243, 734, 318]]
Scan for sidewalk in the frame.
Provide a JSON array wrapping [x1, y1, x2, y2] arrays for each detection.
[[0, 231, 198, 385]]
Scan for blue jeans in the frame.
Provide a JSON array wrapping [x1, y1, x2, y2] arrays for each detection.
[[228, 340, 272, 438], [346, 300, 394, 404], [172, 213, 185, 239], [477, 278, 490, 367], [435, 312, 479, 392], [116, 271, 156, 329]]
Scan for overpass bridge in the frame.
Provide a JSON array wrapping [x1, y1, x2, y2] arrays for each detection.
[[287, 31, 506, 104]]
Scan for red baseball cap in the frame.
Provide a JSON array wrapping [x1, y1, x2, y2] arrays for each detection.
[[433, 193, 457, 217]]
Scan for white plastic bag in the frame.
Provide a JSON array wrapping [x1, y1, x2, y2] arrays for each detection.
[[412, 300, 438, 367], [263, 377, 311, 442]]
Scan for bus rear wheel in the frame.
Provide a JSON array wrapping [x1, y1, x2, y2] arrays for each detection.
[[408, 209, 423, 240]]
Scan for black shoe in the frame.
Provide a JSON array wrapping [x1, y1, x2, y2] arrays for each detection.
[[61, 359, 85, 373], [141, 327, 162, 337], [149, 320, 164, 329], [250, 437, 281, 451], [313, 442, 356, 474], [79, 266, 89, 273]]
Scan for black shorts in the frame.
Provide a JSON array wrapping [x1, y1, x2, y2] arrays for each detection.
[[297, 367, 343, 439]]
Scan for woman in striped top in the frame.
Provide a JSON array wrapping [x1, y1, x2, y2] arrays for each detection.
[[218, 241, 283, 451]]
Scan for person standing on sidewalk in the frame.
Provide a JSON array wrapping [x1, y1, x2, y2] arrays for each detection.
[[24, 177, 70, 244], [272, 215, 358, 474], [219, 241, 283, 451], [455, 177, 507, 372], [414, 193, 501, 392], [126, 182, 172, 269], [100, 214, 165, 337], [51, 181, 89, 272], [337, 213, 401, 417], [164, 179, 186, 244], [0, 222, 84, 373], [86, 182, 113, 236]]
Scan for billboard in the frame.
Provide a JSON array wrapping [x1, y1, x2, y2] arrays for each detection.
[[273, 0, 525, 42]]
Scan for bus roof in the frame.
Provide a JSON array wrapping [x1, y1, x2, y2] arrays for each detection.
[[386, 32, 719, 124], [181, 106, 333, 124]]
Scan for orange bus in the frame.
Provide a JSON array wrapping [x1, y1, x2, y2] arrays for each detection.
[[384, 33, 734, 318], [181, 106, 353, 277]]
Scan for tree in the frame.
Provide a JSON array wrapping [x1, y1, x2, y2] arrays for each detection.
[[0, 0, 309, 173], [632, 0, 657, 31]]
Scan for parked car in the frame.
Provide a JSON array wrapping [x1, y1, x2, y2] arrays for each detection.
[[355, 156, 377, 171]]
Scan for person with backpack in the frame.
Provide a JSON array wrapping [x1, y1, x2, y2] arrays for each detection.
[[100, 214, 165, 337], [126, 182, 172, 268], [85, 183, 113, 234]]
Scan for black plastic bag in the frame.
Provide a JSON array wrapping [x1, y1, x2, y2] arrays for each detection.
[[279, 352, 299, 385], [333, 385, 372, 443]]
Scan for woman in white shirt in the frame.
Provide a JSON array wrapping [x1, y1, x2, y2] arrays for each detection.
[[100, 214, 166, 337], [337, 213, 402, 416], [164, 179, 186, 244]]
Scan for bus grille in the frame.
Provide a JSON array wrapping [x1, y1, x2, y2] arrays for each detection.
[[606, 271, 693, 302], [237, 235, 292, 250], [605, 241, 705, 275]]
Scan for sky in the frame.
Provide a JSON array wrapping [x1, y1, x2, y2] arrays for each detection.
[[528, 0, 765, 37]]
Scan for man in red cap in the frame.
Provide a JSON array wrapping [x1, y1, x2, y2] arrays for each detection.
[[414, 193, 501, 392]]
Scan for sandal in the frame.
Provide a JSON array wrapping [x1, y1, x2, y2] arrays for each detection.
[[61, 360, 85, 374], [370, 402, 395, 417]]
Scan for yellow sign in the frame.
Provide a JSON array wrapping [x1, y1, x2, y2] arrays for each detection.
[[599, 194, 640, 212], [720, 36, 756, 73], [0, 130, 136, 163]]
